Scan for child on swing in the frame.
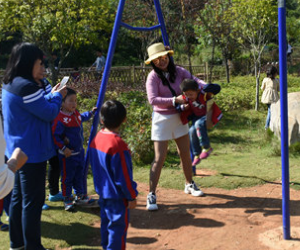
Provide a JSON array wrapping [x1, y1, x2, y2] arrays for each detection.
[[179, 79, 222, 166]]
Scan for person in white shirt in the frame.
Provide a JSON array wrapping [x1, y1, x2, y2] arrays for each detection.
[[0, 116, 28, 200]]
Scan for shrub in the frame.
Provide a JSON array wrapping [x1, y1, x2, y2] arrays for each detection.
[[215, 75, 256, 111], [77, 90, 153, 164], [105, 90, 154, 164]]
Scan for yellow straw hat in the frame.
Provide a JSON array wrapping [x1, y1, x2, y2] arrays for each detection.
[[145, 43, 174, 65]]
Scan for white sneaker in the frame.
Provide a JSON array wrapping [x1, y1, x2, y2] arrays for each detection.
[[184, 181, 204, 197], [10, 246, 25, 250], [146, 192, 158, 211]]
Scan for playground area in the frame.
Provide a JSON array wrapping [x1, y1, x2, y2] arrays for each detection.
[[123, 180, 300, 250], [53, 171, 300, 250]]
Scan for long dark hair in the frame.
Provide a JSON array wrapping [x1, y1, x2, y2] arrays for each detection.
[[3, 42, 44, 84], [266, 65, 278, 80], [150, 54, 177, 86]]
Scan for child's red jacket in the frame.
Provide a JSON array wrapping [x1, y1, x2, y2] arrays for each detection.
[[180, 93, 223, 126]]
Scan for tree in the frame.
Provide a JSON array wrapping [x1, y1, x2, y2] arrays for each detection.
[[230, 0, 277, 110], [194, 0, 237, 83], [286, 0, 300, 44], [122, 0, 205, 68], [0, 0, 114, 84]]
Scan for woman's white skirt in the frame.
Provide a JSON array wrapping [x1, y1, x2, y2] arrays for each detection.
[[151, 112, 189, 141]]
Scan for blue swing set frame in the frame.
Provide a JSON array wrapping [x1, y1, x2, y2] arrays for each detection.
[[84, 0, 291, 240]]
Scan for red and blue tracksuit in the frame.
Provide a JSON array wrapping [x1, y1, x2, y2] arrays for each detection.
[[52, 109, 93, 197], [89, 130, 138, 250]]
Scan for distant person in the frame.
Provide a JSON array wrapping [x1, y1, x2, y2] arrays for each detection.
[[52, 87, 97, 211], [45, 52, 60, 73], [144, 42, 206, 211], [89, 100, 138, 250], [261, 65, 279, 130], [71, 67, 80, 83], [51, 52, 60, 70], [2, 42, 66, 250], [178, 79, 222, 166], [89, 50, 106, 80], [287, 42, 293, 58]]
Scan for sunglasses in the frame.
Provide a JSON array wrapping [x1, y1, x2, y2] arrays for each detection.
[[152, 55, 168, 64]]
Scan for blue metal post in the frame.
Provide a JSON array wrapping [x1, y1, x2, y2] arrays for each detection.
[[83, 0, 171, 193], [153, 0, 170, 47], [278, 0, 290, 240], [83, 0, 126, 193]]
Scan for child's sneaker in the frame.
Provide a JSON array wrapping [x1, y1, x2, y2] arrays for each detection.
[[42, 204, 50, 210], [75, 194, 98, 207], [64, 197, 75, 211], [48, 191, 64, 202], [192, 156, 201, 166], [200, 147, 213, 160], [146, 192, 158, 211], [0, 221, 9, 231], [184, 181, 204, 197]]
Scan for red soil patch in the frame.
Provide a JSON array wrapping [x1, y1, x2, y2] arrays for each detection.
[[59, 182, 300, 250]]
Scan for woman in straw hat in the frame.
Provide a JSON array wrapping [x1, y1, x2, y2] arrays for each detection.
[[145, 42, 207, 211]]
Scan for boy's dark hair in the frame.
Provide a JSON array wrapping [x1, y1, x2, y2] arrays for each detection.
[[100, 100, 126, 129], [180, 79, 199, 92], [3, 42, 44, 84], [266, 65, 278, 79], [63, 87, 77, 101]]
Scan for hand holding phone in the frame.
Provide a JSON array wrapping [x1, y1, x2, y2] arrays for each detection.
[[59, 76, 69, 90]]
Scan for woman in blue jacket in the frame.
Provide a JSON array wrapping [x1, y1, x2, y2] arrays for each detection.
[[2, 43, 67, 250]]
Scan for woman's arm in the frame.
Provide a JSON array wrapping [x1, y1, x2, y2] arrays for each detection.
[[146, 72, 174, 107]]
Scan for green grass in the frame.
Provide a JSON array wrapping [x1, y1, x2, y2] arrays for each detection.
[[2, 108, 300, 249], [0, 176, 102, 250], [135, 109, 300, 191]]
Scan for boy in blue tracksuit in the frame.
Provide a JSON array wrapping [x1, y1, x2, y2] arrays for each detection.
[[52, 87, 97, 211], [89, 100, 138, 250]]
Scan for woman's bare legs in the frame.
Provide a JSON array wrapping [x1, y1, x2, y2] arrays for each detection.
[[149, 140, 168, 193], [174, 134, 193, 183], [147, 134, 203, 211]]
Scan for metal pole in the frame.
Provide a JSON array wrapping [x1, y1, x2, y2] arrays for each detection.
[[153, 0, 170, 47], [278, 0, 290, 240], [83, 0, 126, 193]]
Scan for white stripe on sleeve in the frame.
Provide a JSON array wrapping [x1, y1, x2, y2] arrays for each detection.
[[23, 89, 44, 103]]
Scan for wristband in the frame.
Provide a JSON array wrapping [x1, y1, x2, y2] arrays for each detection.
[[172, 96, 176, 107]]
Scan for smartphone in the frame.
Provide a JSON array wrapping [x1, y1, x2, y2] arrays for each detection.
[[59, 76, 69, 89]]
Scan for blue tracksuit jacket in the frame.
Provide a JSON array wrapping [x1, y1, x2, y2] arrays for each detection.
[[89, 129, 138, 200], [2, 77, 62, 163]]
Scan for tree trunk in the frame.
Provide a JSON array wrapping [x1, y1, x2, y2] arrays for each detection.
[[209, 39, 216, 83], [224, 57, 230, 83], [255, 61, 259, 111], [48, 63, 59, 86], [187, 44, 193, 75]]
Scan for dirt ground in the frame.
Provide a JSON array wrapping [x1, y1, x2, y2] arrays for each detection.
[[120, 169, 300, 250]]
